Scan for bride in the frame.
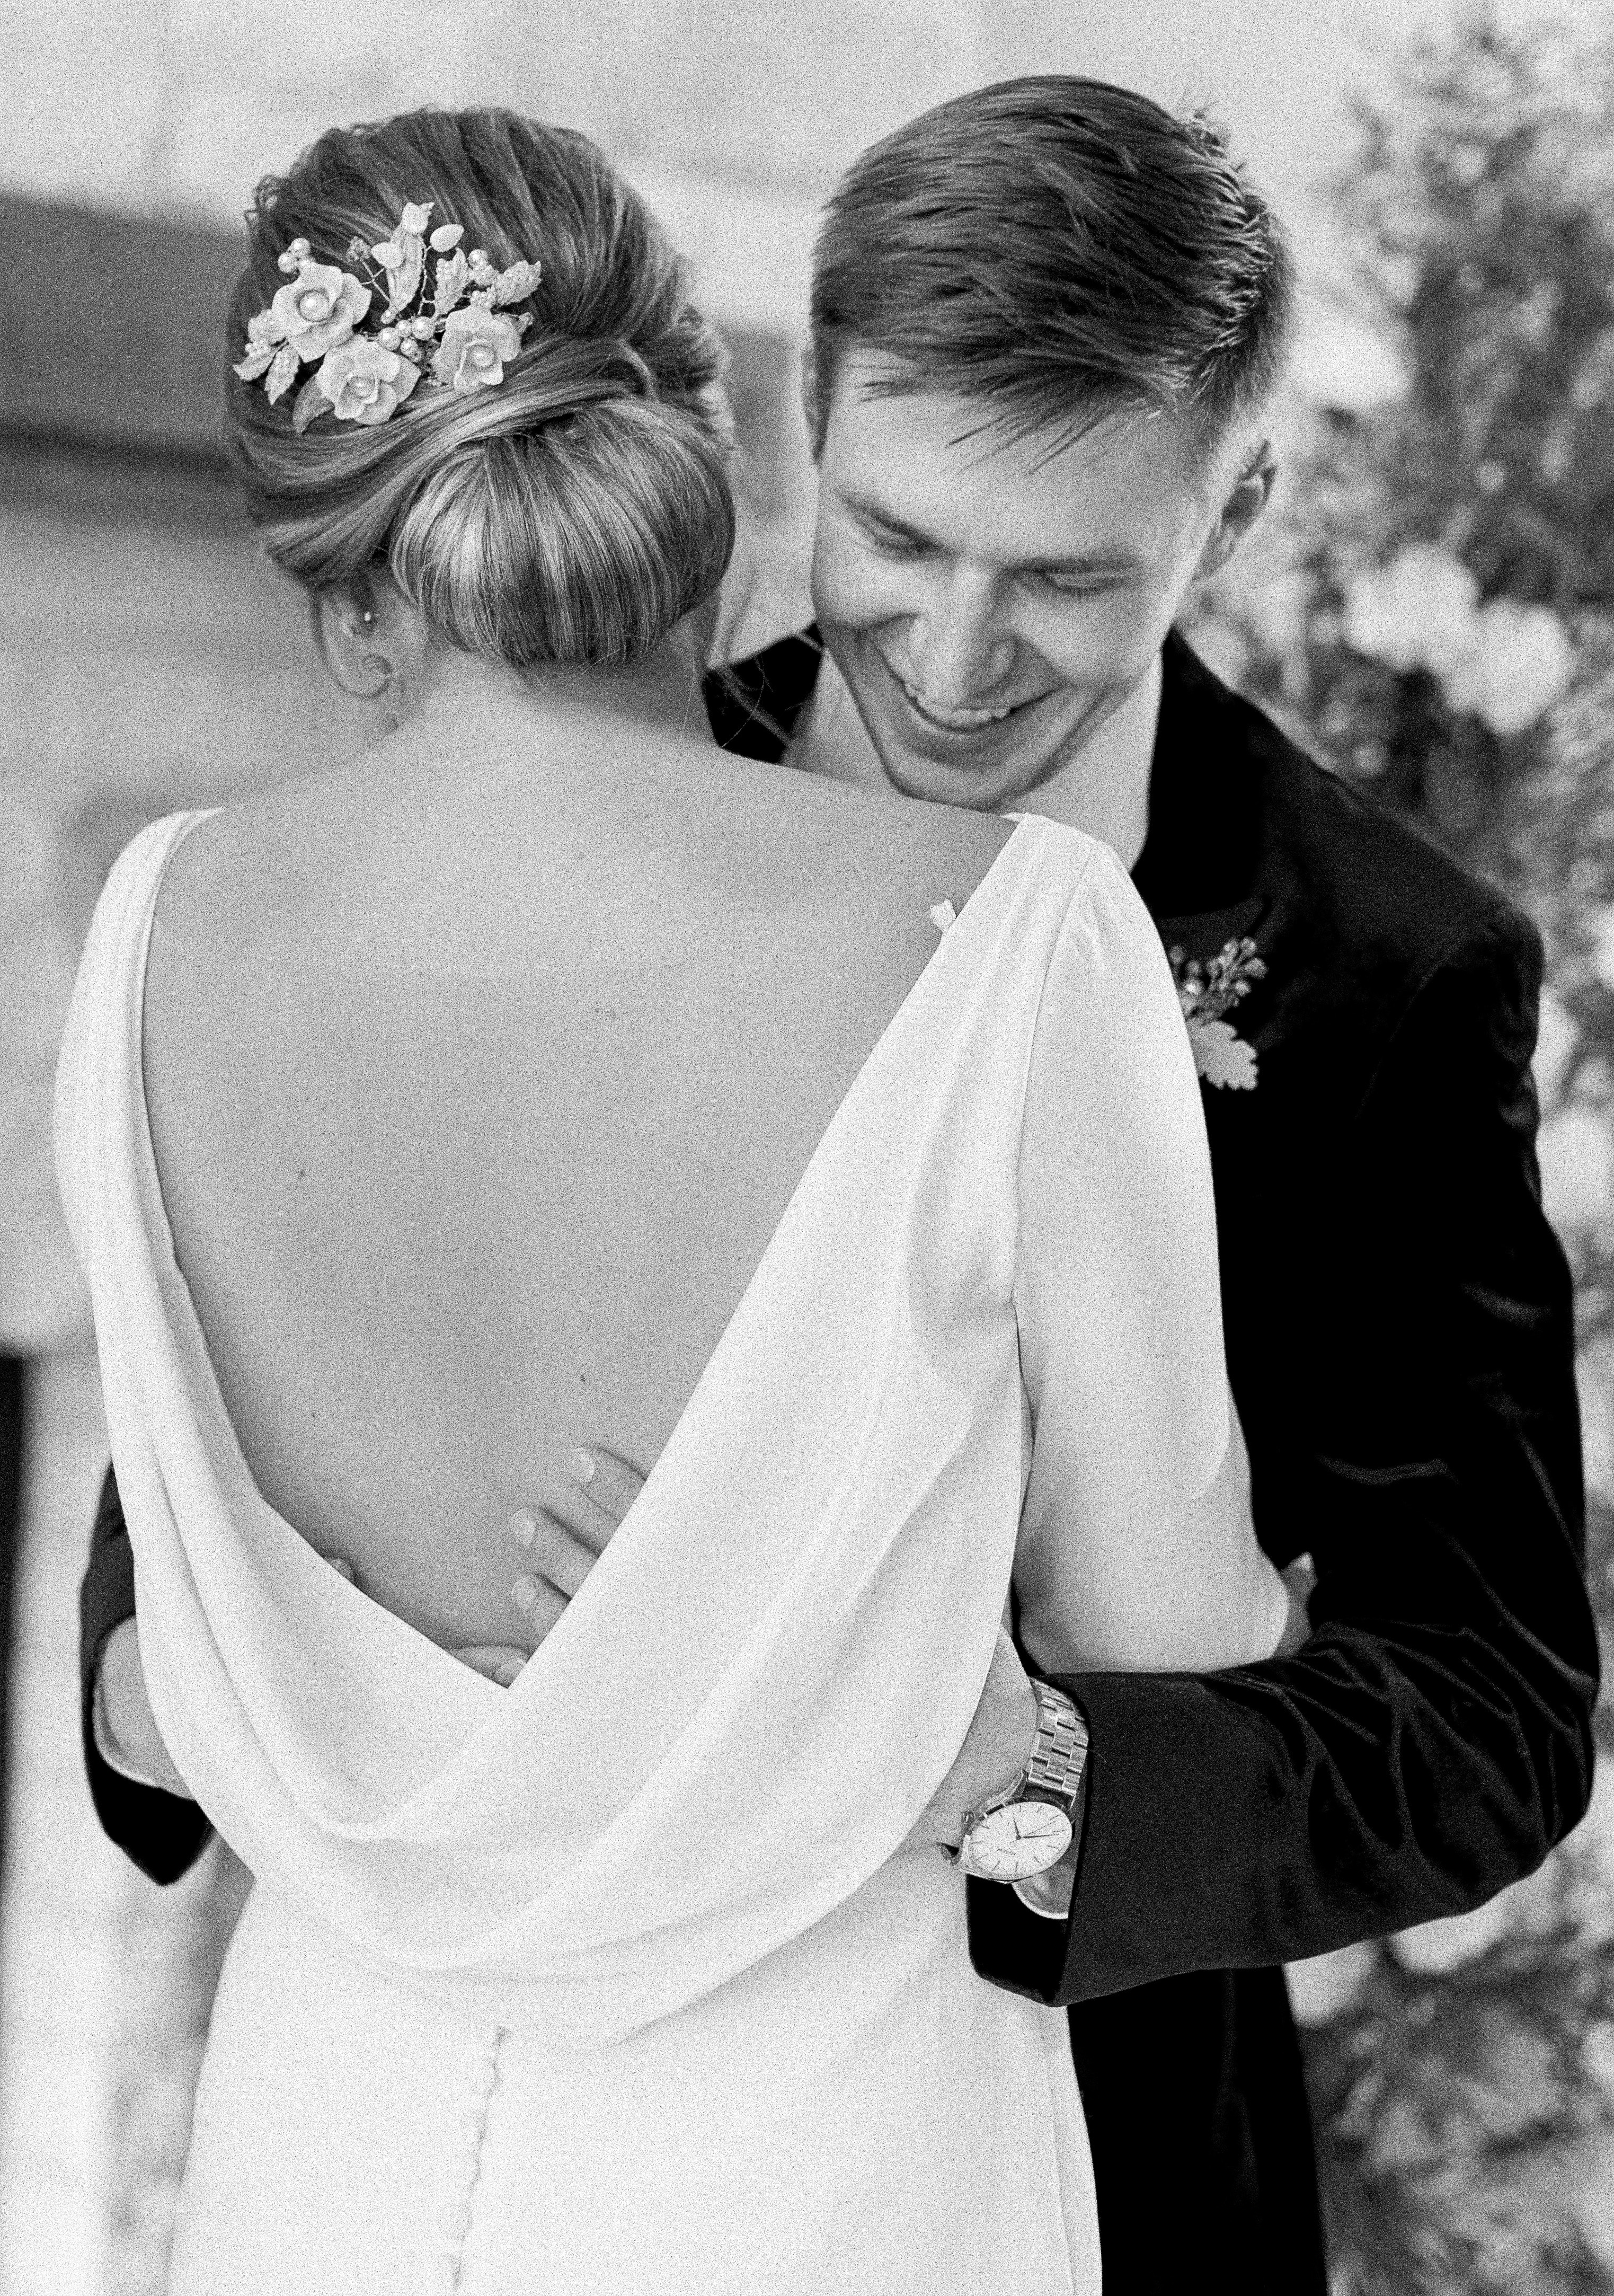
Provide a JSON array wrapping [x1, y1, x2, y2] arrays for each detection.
[[56, 107, 1292, 2294]]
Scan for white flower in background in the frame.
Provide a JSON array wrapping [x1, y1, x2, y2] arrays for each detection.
[[1538, 1103, 1614, 1230], [1290, 314, 1411, 413], [1440, 597, 1574, 735], [1342, 543, 1479, 674], [1342, 549, 1573, 738], [1285, 1940, 1379, 2025]]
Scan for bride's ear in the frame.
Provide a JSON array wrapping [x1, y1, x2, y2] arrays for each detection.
[[312, 577, 412, 702]]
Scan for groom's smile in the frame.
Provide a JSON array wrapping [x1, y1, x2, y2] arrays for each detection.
[[882, 649, 1057, 745], [808, 355, 1256, 824]]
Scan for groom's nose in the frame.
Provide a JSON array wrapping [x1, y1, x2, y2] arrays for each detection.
[[904, 566, 1016, 701]]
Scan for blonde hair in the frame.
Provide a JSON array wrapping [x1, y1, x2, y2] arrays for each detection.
[[226, 109, 735, 667]]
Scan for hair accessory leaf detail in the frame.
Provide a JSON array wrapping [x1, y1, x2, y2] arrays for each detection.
[[237, 198, 542, 430], [265, 343, 303, 404], [493, 261, 543, 307]]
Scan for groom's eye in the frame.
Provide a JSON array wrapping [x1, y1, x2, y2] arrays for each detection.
[[854, 515, 932, 560], [1028, 569, 1122, 599]]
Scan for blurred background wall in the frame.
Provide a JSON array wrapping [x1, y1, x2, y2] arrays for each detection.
[[1, 4, 1612, 2294]]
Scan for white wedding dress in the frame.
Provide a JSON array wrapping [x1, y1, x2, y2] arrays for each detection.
[[56, 808, 1287, 2296]]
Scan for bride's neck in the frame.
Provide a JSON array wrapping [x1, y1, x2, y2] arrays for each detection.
[[388, 631, 713, 746]]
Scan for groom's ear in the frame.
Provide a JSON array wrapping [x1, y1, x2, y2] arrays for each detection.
[[1193, 438, 1280, 582], [799, 341, 826, 466]]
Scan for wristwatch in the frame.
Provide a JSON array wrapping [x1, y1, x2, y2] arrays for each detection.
[[952, 1678, 1088, 1882]]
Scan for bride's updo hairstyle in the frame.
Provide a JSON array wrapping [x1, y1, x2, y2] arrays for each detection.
[[226, 109, 735, 667]]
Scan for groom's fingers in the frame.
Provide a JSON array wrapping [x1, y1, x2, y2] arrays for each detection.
[[511, 1573, 569, 1639], [508, 1507, 599, 1595], [500, 1453, 645, 1648], [565, 1446, 646, 1528]]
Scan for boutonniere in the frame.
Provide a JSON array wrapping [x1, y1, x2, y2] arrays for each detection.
[[1170, 936, 1267, 1091]]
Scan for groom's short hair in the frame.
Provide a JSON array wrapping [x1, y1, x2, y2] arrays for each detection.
[[808, 76, 1295, 461]]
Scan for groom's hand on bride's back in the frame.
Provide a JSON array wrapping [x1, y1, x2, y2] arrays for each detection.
[[482, 1446, 645, 1680], [97, 1452, 639, 1773], [494, 1455, 1040, 1859], [502, 1447, 1041, 1856]]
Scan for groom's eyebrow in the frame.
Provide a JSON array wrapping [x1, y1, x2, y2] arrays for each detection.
[[837, 489, 1143, 576]]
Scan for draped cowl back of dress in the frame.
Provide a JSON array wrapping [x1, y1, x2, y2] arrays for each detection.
[[55, 808, 1283, 2296]]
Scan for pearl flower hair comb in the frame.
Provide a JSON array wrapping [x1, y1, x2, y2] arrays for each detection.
[[234, 199, 544, 432]]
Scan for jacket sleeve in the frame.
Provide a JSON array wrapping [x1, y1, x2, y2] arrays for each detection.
[[969, 909, 1599, 2003], [79, 1464, 214, 1884]]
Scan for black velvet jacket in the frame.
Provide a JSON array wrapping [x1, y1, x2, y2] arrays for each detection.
[[80, 630, 1598, 2293]]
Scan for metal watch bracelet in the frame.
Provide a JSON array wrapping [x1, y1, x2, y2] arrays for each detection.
[[1023, 1679, 1088, 1807]]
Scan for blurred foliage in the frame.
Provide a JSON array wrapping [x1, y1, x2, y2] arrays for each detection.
[[1185, 10, 1614, 2290], [1193, 8, 1614, 866]]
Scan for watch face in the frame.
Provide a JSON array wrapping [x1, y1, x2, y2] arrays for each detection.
[[961, 1800, 1072, 1880]]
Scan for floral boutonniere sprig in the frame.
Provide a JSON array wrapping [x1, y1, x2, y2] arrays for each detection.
[[1170, 935, 1268, 1091], [234, 200, 544, 435]]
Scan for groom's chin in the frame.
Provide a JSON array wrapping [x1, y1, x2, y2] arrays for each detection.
[[857, 693, 1077, 814], [866, 738, 1034, 813], [841, 675, 1045, 813]]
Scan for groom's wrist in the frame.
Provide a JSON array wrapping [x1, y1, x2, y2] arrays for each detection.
[[92, 1646, 162, 1786], [92, 1619, 194, 1799], [1009, 1750, 1088, 1920], [1015, 1690, 1093, 1919]]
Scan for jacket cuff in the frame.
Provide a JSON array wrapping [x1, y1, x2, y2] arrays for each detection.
[[79, 1465, 214, 1885]]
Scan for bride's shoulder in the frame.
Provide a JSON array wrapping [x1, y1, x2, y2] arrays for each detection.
[[148, 754, 397, 957], [711, 759, 1015, 915]]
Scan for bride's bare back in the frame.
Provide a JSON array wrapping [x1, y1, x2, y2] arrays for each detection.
[[141, 698, 1012, 1653]]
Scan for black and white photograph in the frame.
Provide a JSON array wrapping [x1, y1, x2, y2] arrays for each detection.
[[1, 3, 1612, 2291]]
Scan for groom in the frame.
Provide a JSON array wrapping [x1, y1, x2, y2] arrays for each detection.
[[80, 77, 1595, 2293]]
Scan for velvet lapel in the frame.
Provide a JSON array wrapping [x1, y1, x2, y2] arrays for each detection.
[[704, 628, 825, 763], [1132, 632, 1270, 944]]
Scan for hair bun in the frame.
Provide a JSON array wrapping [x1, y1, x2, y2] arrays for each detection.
[[225, 109, 735, 667], [393, 379, 734, 666]]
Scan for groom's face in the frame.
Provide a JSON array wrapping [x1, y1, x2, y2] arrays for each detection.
[[810, 356, 1241, 813]]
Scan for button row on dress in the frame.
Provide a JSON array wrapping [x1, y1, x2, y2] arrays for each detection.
[[436, 2027, 509, 2292]]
